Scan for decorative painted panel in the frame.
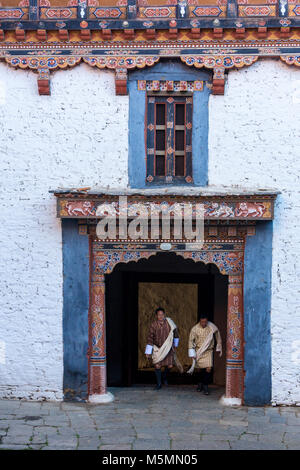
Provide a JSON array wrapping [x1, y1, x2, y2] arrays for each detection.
[[54, 194, 276, 220]]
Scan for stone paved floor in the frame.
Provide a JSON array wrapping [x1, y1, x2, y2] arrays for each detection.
[[0, 385, 299, 450]]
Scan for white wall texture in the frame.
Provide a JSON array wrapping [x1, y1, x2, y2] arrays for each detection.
[[209, 59, 300, 405], [0, 63, 128, 400], [0, 59, 299, 404]]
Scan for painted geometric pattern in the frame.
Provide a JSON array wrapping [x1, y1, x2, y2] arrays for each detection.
[[238, 4, 276, 15], [181, 55, 259, 69], [289, 4, 300, 15], [89, 6, 126, 18], [40, 7, 77, 19], [190, 5, 226, 16], [0, 7, 27, 18], [138, 80, 204, 92], [280, 55, 300, 66], [138, 6, 176, 17], [83, 56, 160, 69], [6, 56, 82, 69]]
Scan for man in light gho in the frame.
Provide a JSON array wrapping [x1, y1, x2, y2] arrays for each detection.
[[188, 314, 222, 395]]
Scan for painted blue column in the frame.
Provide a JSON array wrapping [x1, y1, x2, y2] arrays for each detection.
[[62, 219, 89, 400], [244, 221, 273, 405]]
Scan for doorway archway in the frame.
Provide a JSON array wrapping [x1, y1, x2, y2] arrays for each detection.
[[88, 240, 244, 404], [105, 253, 228, 389]]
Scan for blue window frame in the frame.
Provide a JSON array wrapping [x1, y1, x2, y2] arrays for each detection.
[[128, 60, 211, 188]]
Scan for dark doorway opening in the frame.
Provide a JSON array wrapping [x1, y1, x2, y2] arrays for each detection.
[[105, 252, 227, 387]]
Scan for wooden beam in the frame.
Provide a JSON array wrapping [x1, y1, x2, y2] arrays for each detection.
[[37, 29, 47, 41], [190, 28, 201, 39], [15, 29, 25, 41], [280, 27, 291, 39], [168, 28, 178, 40], [102, 29, 112, 40], [257, 27, 267, 39], [146, 29, 156, 40], [213, 28, 223, 39], [115, 67, 127, 95], [124, 29, 135, 40], [212, 66, 225, 95], [235, 27, 245, 39], [58, 29, 69, 41], [37, 68, 50, 96], [80, 29, 91, 41]]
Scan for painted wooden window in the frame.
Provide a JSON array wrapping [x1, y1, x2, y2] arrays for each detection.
[[146, 95, 193, 185]]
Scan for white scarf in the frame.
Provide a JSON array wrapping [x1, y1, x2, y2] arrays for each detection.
[[152, 317, 177, 364]]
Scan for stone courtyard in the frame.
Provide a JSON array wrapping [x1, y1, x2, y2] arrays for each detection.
[[0, 386, 299, 450]]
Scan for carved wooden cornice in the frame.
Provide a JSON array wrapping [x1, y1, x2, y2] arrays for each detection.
[[0, 9, 299, 95]]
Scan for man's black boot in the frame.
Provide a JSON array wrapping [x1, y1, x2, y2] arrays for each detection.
[[196, 383, 203, 392], [162, 367, 169, 385], [154, 369, 162, 390], [203, 384, 209, 395]]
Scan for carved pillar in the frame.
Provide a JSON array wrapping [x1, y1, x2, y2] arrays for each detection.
[[37, 67, 50, 95], [212, 66, 225, 95], [115, 67, 128, 95], [225, 274, 244, 404], [88, 242, 114, 403]]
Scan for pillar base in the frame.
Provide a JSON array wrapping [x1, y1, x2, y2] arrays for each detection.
[[88, 392, 114, 404], [219, 395, 242, 407]]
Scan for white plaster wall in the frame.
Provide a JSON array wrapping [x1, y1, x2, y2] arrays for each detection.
[[0, 63, 129, 400], [209, 59, 300, 405], [0, 58, 299, 405]]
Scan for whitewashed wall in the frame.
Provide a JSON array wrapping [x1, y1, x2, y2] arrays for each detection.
[[0, 59, 299, 404], [209, 59, 300, 405], [0, 63, 128, 400]]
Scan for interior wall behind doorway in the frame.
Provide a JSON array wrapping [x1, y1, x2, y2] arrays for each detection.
[[138, 282, 198, 370]]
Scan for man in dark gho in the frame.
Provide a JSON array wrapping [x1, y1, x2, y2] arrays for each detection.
[[145, 307, 181, 390]]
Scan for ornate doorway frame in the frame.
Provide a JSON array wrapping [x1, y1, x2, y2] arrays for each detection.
[[88, 238, 245, 404], [53, 190, 278, 405]]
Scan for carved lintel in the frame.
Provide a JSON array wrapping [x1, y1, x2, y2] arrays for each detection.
[[190, 28, 201, 39], [115, 67, 128, 95], [15, 29, 25, 41], [58, 29, 69, 41], [37, 67, 50, 96], [213, 28, 223, 39], [212, 66, 225, 95]]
